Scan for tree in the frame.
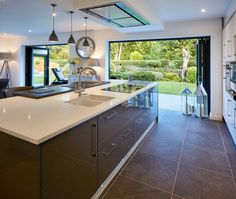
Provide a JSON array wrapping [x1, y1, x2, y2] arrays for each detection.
[[130, 51, 143, 60]]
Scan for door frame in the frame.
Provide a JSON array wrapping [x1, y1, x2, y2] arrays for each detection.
[[108, 36, 211, 113], [25, 46, 49, 86]]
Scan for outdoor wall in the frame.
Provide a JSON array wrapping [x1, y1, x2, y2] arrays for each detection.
[[92, 18, 223, 120]]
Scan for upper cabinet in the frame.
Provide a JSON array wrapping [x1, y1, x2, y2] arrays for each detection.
[[223, 14, 236, 63]]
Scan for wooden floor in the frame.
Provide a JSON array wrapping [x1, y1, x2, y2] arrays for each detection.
[[100, 109, 236, 199]]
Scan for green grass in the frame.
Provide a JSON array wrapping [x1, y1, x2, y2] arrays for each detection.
[[157, 81, 196, 95]]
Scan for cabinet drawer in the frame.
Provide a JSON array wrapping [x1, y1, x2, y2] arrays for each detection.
[[123, 101, 146, 121], [98, 123, 133, 185], [134, 110, 154, 142]]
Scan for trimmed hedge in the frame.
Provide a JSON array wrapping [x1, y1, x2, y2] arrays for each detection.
[[111, 71, 156, 81], [111, 59, 196, 69]]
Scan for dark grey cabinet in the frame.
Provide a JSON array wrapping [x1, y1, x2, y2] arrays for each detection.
[[0, 132, 41, 199], [98, 123, 133, 185], [41, 118, 97, 199]]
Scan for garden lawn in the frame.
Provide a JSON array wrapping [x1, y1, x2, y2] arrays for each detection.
[[157, 81, 196, 95]]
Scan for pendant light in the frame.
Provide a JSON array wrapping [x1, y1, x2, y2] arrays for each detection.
[[68, 11, 75, 44], [83, 17, 89, 47], [49, 4, 58, 42]]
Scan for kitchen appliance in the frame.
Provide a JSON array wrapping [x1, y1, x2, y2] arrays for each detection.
[[225, 62, 231, 91], [224, 61, 236, 93], [102, 82, 147, 94]]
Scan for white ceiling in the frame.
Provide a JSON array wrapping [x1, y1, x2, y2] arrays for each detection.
[[0, 0, 233, 36]]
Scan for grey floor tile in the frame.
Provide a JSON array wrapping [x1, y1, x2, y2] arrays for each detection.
[[172, 195, 187, 199], [185, 129, 225, 152], [139, 136, 182, 162], [149, 123, 186, 142], [181, 143, 231, 177], [103, 175, 171, 199], [121, 152, 178, 192], [219, 124, 236, 154], [227, 152, 236, 179], [174, 163, 236, 199]]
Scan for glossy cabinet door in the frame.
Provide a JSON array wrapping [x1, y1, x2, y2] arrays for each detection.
[[134, 87, 158, 142], [41, 118, 97, 199], [0, 132, 41, 199], [98, 123, 133, 186]]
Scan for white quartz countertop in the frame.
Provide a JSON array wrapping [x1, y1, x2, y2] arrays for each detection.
[[0, 80, 157, 145]]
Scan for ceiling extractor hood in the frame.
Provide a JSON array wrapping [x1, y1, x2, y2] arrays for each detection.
[[80, 1, 149, 28]]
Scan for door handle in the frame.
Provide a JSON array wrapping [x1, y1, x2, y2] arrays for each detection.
[[103, 143, 117, 156], [103, 111, 119, 120], [91, 124, 97, 157], [227, 99, 232, 117], [234, 108, 236, 129]]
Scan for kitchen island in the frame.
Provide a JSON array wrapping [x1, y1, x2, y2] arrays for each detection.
[[0, 80, 158, 199]]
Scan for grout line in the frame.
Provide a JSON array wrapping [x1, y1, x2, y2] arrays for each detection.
[[180, 161, 233, 178], [217, 121, 236, 187], [121, 174, 172, 195], [170, 117, 189, 199]]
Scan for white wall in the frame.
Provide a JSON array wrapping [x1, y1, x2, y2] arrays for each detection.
[[0, 35, 26, 86], [93, 18, 223, 120]]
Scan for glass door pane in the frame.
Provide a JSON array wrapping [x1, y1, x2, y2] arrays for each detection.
[[32, 56, 45, 86], [32, 48, 49, 87]]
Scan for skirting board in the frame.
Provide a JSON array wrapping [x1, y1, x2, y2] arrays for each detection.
[[209, 113, 223, 121], [91, 120, 156, 199]]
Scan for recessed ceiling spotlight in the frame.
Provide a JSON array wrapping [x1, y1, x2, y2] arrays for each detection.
[[29, 29, 32, 33], [201, 8, 206, 13]]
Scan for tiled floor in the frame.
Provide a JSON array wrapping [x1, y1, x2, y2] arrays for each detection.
[[100, 109, 236, 199]]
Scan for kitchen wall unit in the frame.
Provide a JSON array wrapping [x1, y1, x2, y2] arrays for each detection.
[[222, 13, 236, 146]]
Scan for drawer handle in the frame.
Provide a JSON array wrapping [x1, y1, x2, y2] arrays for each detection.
[[91, 124, 97, 157], [136, 118, 144, 125], [103, 143, 117, 156], [103, 111, 119, 120], [122, 129, 132, 139]]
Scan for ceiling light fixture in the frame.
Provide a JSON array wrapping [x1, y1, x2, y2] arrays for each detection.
[[83, 17, 89, 47], [49, 4, 58, 42], [201, 8, 206, 13], [29, 29, 32, 33], [68, 11, 75, 44]]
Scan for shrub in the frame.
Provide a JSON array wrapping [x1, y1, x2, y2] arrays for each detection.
[[110, 71, 155, 81], [130, 51, 144, 60], [154, 71, 164, 81], [163, 72, 181, 82], [186, 66, 197, 83]]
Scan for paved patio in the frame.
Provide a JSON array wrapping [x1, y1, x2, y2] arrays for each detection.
[[159, 93, 182, 112]]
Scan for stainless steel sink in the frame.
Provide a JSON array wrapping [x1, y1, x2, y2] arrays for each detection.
[[66, 94, 114, 107]]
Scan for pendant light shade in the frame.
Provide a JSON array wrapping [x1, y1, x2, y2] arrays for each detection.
[[49, 4, 58, 42], [83, 38, 89, 47], [68, 11, 75, 44], [83, 17, 89, 47]]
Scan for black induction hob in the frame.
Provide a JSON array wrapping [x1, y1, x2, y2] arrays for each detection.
[[102, 82, 147, 93]]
